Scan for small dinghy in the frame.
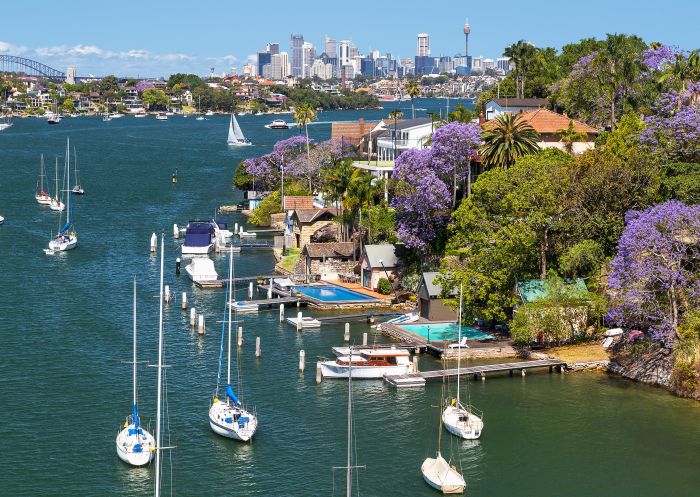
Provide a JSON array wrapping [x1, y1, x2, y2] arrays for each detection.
[[228, 301, 259, 313]]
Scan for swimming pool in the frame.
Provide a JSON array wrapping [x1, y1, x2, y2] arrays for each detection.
[[293, 284, 378, 302], [400, 322, 494, 341]]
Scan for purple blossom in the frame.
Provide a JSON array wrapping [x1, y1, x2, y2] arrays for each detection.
[[431, 122, 482, 180], [642, 45, 683, 71], [136, 81, 155, 93], [606, 200, 700, 342], [391, 148, 451, 251]]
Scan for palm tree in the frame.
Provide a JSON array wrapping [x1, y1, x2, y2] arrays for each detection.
[[294, 103, 317, 159], [480, 113, 540, 168], [404, 81, 420, 119], [557, 120, 588, 154], [659, 52, 698, 91], [503, 40, 536, 98]]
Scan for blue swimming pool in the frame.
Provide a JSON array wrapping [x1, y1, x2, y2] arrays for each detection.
[[293, 285, 378, 302], [400, 322, 494, 341]]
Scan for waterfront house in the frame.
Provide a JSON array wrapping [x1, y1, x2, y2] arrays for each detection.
[[482, 108, 599, 154], [360, 244, 401, 291], [484, 98, 549, 121], [330, 118, 381, 153], [244, 191, 270, 210], [376, 118, 434, 161], [289, 208, 340, 250], [417, 272, 457, 321], [302, 242, 356, 280]]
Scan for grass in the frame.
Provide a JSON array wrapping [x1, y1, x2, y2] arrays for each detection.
[[279, 248, 300, 271], [547, 343, 610, 363]]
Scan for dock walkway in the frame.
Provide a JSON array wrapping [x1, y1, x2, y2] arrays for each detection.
[[385, 359, 566, 388]]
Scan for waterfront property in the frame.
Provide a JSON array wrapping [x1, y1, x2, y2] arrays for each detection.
[[360, 244, 401, 291], [301, 242, 356, 280], [292, 283, 379, 304], [288, 207, 340, 250], [417, 271, 457, 321], [483, 97, 549, 121], [375, 117, 434, 161], [400, 322, 494, 341]]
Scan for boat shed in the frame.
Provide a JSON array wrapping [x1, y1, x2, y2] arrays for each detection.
[[417, 272, 457, 321], [360, 244, 401, 291]]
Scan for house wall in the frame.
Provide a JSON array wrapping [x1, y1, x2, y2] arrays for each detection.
[[359, 256, 397, 290], [537, 140, 595, 154], [306, 257, 356, 280], [419, 297, 457, 321], [292, 220, 339, 250]]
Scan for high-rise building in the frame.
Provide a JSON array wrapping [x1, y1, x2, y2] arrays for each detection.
[[497, 57, 510, 74], [360, 57, 375, 77], [257, 51, 272, 78], [270, 54, 283, 80], [280, 52, 290, 78], [483, 58, 495, 70], [339, 40, 352, 66], [303, 42, 316, 78], [324, 37, 338, 58], [290, 34, 304, 77], [242, 63, 257, 77], [417, 33, 430, 57], [463, 18, 470, 61], [310, 59, 333, 80], [471, 55, 484, 73], [267, 43, 280, 55]]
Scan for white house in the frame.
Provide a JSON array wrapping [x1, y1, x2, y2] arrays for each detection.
[[375, 117, 435, 161], [360, 244, 401, 291], [484, 98, 549, 121]]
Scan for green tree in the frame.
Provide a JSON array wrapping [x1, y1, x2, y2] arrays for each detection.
[[294, 103, 317, 159], [658, 162, 700, 204], [557, 120, 588, 154], [404, 80, 420, 119], [503, 40, 536, 98], [480, 113, 540, 168], [61, 98, 75, 113], [141, 88, 169, 110], [658, 51, 700, 91], [446, 104, 475, 123]]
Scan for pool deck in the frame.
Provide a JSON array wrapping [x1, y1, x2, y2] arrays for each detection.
[[259, 281, 393, 309], [323, 280, 392, 301]]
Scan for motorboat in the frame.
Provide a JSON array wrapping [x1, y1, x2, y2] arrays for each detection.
[[184, 257, 218, 283], [228, 301, 258, 312], [155, 112, 168, 121], [376, 311, 419, 329], [103, 114, 113, 122], [265, 119, 289, 129], [0, 115, 12, 130], [181, 220, 215, 255], [421, 452, 466, 494], [319, 348, 415, 379], [0, 215, 4, 224], [47, 114, 61, 125], [195, 115, 205, 121], [133, 113, 147, 118], [286, 316, 321, 329]]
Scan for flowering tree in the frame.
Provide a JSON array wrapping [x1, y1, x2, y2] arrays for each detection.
[[243, 135, 308, 190], [431, 122, 482, 205], [641, 82, 700, 163], [607, 201, 700, 343], [391, 148, 451, 251], [642, 45, 680, 72]]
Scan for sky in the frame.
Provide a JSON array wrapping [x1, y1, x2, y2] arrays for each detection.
[[1, 0, 698, 78]]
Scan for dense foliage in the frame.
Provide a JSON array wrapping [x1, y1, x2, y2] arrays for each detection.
[[271, 85, 378, 110]]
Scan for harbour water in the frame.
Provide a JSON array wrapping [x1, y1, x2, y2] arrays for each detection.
[[1, 101, 699, 496]]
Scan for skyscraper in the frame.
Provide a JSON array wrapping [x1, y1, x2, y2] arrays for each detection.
[[464, 18, 470, 61], [290, 34, 304, 77], [324, 36, 338, 58], [257, 51, 272, 78], [302, 42, 316, 78], [267, 43, 280, 55], [339, 40, 352, 66], [280, 52, 290, 78], [417, 33, 430, 57]]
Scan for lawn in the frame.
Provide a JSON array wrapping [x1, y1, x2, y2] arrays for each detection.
[[279, 248, 300, 272], [548, 343, 610, 362]]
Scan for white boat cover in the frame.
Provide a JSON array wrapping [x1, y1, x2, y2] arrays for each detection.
[[421, 453, 466, 494]]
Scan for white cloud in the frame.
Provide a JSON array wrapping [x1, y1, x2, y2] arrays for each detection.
[[0, 40, 29, 54]]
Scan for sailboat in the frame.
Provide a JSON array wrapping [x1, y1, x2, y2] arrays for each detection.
[[71, 146, 85, 195], [421, 382, 466, 494], [196, 96, 205, 121], [116, 279, 156, 466], [442, 285, 484, 440], [227, 113, 252, 146], [0, 113, 12, 131], [45, 138, 77, 254], [49, 158, 65, 211], [35, 155, 52, 205], [208, 246, 258, 442]]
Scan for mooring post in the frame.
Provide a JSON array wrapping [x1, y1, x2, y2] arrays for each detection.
[[173, 224, 179, 239], [297, 311, 302, 332], [279, 303, 285, 322], [255, 336, 261, 358], [198, 314, 205, 335], [316, 362, 322, 384], [299, 350, 305, 372], [362, 332, 367, 346], [267, 280, 272, 299], [190, 307, 196, 327], [181, 292, 187, 310], [344, 323, 350, 342], [175, 258, 181, 275], [237, 326, 243, 347], [412, 355, 419, 373], [150, 232, 157, 253], [521, 369, 526, 377], [248, 282, 253, 300]]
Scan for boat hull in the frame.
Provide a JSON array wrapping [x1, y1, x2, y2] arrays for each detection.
[[48, 234, 77, 252], [115, 425, 155, 467], [208, 402, 257, 442], [184, 264, 218, 283], [421, 455, 466, 494], [35, 194, 52, 205], [442, 405, 483, 440], [320, 361, 413, 379], [181, 244, 213, 255]]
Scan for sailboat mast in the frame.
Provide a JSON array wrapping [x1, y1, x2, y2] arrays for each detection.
[[154, 236, 165, 497], [227, 247, 233, 388], [65, 138, 70, 226], [457, 283, 463, 403], [133, 279, 138, 415], [40, 155, 45, 193], [346, 350, 352, 497]]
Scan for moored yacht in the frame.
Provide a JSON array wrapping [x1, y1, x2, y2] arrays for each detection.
[[265, 119, 289, 129], [181, 220, 215, 255], [319, 348, 415, 379], [184, 257, 218, 283], [155, 112, 168, 121]]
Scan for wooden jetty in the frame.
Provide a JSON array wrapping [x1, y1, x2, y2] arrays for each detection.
[[194, 273, 317, 289], [243, 296, 300, 309], [384, 359, 566, 388]]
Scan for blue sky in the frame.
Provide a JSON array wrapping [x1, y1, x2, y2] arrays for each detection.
[[1, 0, 698, 77]]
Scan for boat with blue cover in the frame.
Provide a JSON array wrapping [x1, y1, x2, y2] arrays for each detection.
[[181, 220, 215, 255]]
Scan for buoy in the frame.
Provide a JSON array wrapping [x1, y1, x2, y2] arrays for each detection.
[[299, 349, 305, 372], [248, 282, 253, 300], [181, 292, 187, 310], [279, 303, 285, 322], [164, 285, 171, 303], [267, 279, 272, 299], [198, 314, 205, 335], [234, 222, 239, 233], [297, 311, 303, 332], [344, 323, 350, 342], [521, 369, 526, 377], [316, 362, 322, 384], [175, 257, 181, 275], [190, 307, 196, 327], [237, 326, 243, 347], [255, 336, 261, 358], [173, 224, 179, 239], [362, 332, 368, 346], [412, 355, 419, 373], [481, 372, 486, 381], [150, 232, 157, 253]]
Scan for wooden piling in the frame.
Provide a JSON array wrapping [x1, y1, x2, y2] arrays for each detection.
[[279, 303, 285, 322], [181, 292, 187, 310], [198, 314, 205, 335], [362, 332, 367, 346], [255, 336, 261, 358], [299, 350, 305, 372], [190, 307, 196, 327], [173, 224, 179, 239], [164, 285, 171, 304], [344, 323, 350, 342], [248, 282, 254, 300], [297, 312, 302, 332], [316, 362, 322, 384], [237, 326, 243, 347]]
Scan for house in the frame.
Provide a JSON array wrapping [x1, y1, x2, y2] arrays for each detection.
[[302, 242, 356, 280], [283, 195, 315, 211], [330, 118, 380, 152], [244, 191, 269, 210], [417, 272, 457, 321], [482, 108, 599, 154], [484, 98, 549, 121], [289, 208, 340, 250], [360, 244, 400, 291], [375, 118, 435, 161]]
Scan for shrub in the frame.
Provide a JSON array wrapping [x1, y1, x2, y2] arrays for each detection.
[[377, 277, 392, 295]]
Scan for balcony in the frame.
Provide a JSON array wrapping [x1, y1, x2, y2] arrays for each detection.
[[376, 137, 426, 150]]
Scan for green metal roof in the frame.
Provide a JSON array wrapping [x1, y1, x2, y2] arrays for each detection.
[[516, 278, 589, 304]]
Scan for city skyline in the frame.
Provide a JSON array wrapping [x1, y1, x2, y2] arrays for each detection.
[[1, 0, 698, 76]]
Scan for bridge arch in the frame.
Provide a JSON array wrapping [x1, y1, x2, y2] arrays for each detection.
[[0, 55, 66, 80]]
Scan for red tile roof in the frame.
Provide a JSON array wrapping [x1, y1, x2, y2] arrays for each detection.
[[482, 108, 599, 134]]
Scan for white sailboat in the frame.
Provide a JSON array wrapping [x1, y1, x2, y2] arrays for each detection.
[[71, 146, 85, 195], [442, 284, 484, 440], [208, 247, 258, 442], [116, 280, 156, 466], [49, 158, 65, 211], [196, 96, 205, 120], [0, 114, 12, 131], [45, 138, 77, 254], [35, 155, 52, 205], [227, 114, 252, 146]]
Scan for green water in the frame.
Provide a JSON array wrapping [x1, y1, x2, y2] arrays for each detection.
[[1, 103, 699, 496]]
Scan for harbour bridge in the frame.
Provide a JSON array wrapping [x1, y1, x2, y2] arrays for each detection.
[[0, 55, 66, 80]]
